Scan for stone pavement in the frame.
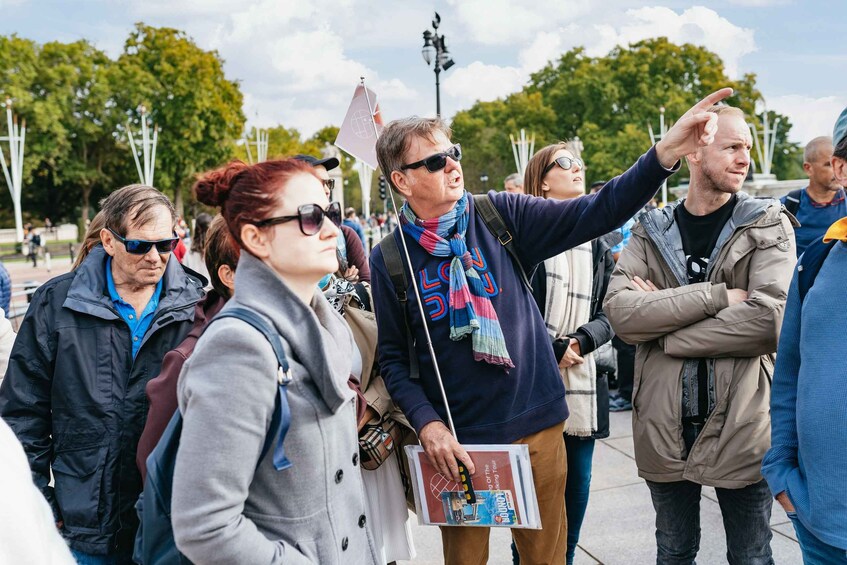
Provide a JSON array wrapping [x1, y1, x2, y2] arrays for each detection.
[[399, 410, 802, 564]]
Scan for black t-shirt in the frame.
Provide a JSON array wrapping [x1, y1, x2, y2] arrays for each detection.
[[675, 195, 738, 284], [674, 194, 737, 434]]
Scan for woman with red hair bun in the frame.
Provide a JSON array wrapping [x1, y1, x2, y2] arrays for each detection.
[[171, 158, 379, 564]]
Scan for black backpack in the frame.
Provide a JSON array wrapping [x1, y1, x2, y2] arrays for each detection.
[[134, 306, 293, 565], [782, 188, 803, 217], [798, 237, 839, 302]]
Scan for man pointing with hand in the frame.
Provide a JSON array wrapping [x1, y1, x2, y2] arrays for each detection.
[[371, 89, 735, 565]]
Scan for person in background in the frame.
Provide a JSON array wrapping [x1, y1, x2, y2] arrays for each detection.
[[344, 207, 368, 251], [503, 172, 525, 194], [182, 212, 213, 284], [23, 224, 39, 268], [137, 214, 239, 482], [592, 179, 637, 412], [519, 142, 620, 565], [0, 260, 10, 317], [780, 136, 845, 256], [172, 159, 378, 564], [0, 307, 15, 385], [0, 185, 204, 563], [762, 105, 847, 564], [294, 153, 371, 282]]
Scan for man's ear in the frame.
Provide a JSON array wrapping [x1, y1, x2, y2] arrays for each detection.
[[802, 162, 812, 176], [100, 228, 117, 257], [833, 156, 847, 187], [390, 170, 412, 198]]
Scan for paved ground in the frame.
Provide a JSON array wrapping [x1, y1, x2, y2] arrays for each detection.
[[399, 410, 801, 564], [4, 255, 73, 328]]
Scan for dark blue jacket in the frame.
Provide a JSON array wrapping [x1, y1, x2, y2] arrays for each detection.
[[0, 245, 203, 555], [0, 261, 10, 316], [369, 147, 674, 444]]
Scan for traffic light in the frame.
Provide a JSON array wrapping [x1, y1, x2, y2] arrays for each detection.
[[378, 175, 387, 200]]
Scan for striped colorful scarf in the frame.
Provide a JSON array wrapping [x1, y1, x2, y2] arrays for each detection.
[[400, 193, 514, 369]]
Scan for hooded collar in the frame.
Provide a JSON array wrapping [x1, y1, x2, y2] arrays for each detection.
[[64, 245, 203, 323], [228, 252, 353, 414]]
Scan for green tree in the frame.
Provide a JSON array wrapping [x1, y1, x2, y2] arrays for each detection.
[[113, 24, 245, 215]]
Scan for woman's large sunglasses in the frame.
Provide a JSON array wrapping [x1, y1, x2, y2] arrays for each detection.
[[253, 202, 342, 236], [107, 228, 180, 255], [400, 144, 462, 172], [543, 156, 584, 176]]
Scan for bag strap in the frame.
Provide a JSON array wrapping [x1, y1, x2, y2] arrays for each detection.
[[783, 188, 803, 217], [797, 237, 838, 303], [472, 194, 534, 291], [379, 231, 420, 379], [213, 306, 293, 471]]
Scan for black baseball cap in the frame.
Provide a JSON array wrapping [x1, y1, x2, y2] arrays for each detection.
[[293, 154, 340, 171]]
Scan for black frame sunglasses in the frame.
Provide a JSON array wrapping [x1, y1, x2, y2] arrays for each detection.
[[253, 202, 342, 236], [543, 155, 584, 176], [107, 228, 180, 255], [400, 144, 462, 172]]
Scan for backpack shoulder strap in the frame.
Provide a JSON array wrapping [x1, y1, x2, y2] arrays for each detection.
[[472, 194, 533, 291], [797, 238, 837, 302], [380, 229, 408, 307], [212, 306, 293, 471], [783, 188, 803, 217]]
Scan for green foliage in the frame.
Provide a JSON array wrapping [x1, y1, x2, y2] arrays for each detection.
[[454, 38, 803, 195]]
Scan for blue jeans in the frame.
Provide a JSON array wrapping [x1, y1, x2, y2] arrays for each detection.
[[511, 436, 596, 565], [70, 549, 135, 565], [564, 436, 595, 565], [646, 479, 774, 565], [788, 512, 847, 564]]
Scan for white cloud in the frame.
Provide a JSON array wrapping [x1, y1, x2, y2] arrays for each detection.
[[766, 95, 847, 145], [448, 0, 592, 45], [443, 62, 524, 107], [725, 0, 789, 6], [444, 5, 756, 113]]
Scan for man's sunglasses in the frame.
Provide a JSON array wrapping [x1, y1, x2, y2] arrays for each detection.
[[107, 228, 180, 255], [543, 156, 584, 176], [400, 144, 462, 172], [253, 202, 342, 236]]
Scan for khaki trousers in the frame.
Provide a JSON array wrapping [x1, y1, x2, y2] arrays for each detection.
[[440, 422, 568, 565]]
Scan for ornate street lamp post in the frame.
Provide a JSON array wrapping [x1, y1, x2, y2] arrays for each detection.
[[421, 12, 455, 117]]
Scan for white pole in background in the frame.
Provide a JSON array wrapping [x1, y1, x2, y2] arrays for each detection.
[[0, 98, 26, 242], [648, 106, 670, 206], [127, 106, 159, 186]]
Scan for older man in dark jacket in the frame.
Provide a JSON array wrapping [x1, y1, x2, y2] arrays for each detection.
[[0, 185, 204, 563]]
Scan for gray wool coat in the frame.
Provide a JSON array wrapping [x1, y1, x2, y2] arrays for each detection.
[[172, 252, 378, 564]]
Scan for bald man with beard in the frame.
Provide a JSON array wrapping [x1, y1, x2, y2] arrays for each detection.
[[781, 136, 846, 256]]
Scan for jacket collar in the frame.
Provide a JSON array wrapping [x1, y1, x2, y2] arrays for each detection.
[[229, 252, 353, 414], [64, 245, 204, 323], [637, 192, 780, 285]]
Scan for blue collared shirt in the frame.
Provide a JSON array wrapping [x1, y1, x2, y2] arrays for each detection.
[[106, 257, 163, 358]]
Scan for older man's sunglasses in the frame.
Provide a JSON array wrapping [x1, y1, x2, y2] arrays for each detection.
[[108, 228, 180, 255], [400, 144, 462, 172], [253, 202, 342, 236]]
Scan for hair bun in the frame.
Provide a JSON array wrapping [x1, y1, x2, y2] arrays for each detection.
[[194, 160, 250, 207]]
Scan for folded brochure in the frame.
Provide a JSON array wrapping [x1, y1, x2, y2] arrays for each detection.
[[405, 444, 541, 529]]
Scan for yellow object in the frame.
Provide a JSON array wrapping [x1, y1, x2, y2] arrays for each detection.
[[822, 217, 847, 242]]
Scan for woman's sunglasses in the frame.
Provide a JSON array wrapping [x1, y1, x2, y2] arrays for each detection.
[[253, 202, 342, 236], [107, 228, 180, 255], [543, 156, 584, 176], [400, 144, 462, 172]]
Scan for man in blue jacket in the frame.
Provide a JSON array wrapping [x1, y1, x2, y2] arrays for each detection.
[[0, 185, 204, 563], [370, 88, 733, 565], [763, 106, 847, 563]]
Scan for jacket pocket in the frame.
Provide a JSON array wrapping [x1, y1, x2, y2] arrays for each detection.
[[52, 445, 108, 531]]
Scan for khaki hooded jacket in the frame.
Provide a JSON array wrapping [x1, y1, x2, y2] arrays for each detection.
[[604, 194, 796, 488]]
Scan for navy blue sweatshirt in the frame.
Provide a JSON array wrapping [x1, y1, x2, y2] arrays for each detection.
[[370, 146, 675, 444]]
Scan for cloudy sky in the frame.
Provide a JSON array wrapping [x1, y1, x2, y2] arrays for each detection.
[[2, 0, 845, 145]]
